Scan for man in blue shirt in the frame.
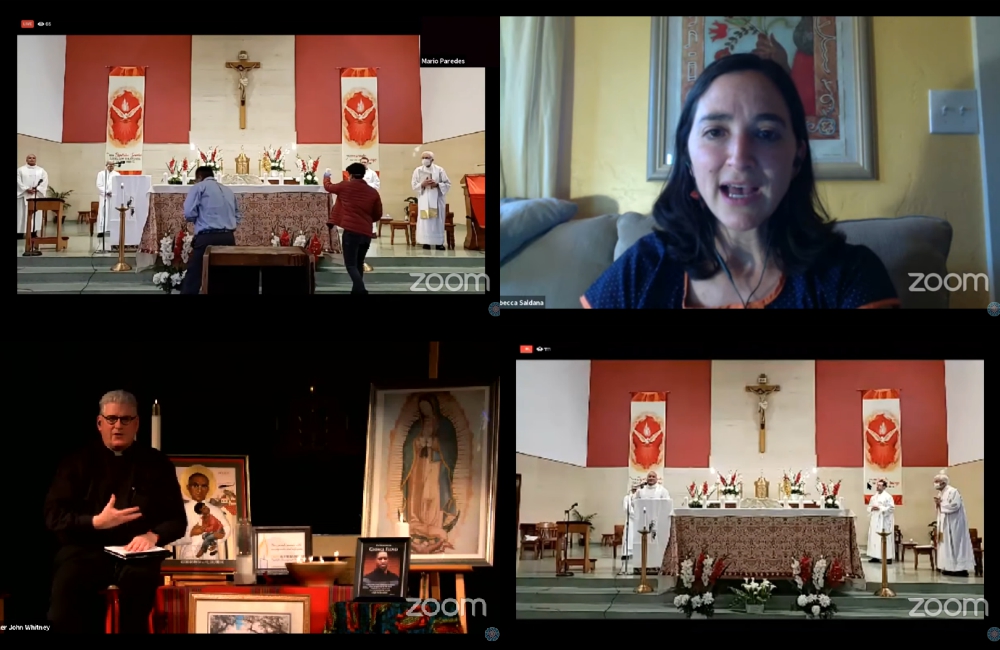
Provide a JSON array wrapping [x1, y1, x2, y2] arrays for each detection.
[[179, 166, 241, 294]]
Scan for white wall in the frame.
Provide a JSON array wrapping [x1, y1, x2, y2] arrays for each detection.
[[420, 68, 485, 143], [945, 360, 985, 465], [515, 360, 591, 467], [17, 35, 66, 142]]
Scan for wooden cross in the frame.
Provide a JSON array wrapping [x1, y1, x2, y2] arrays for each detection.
[[225, 56, 261, 129], [745, 374, 780, 453]]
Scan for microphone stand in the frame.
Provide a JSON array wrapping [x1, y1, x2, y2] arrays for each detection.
[[619, 495, 633, 576], [556, 505, 575, 577]]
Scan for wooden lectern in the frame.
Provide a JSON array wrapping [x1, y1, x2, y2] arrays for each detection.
[[200, 246, 316, 294], [23, 197, 68, 254], [461, 174, 485, 251]]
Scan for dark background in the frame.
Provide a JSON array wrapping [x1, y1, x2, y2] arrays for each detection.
[[0, 341, 500, 635]]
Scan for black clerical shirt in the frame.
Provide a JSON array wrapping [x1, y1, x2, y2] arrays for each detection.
[[44, 439, 187, 548]]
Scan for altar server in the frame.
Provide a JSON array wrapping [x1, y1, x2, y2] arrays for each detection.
[[866, 479, 895, 563], [96, 162, 121, 239], [934, 474, 975, 576], [622, 482, 639, 560], [17, 154, 48, 238], [410, 151, 451, 250]]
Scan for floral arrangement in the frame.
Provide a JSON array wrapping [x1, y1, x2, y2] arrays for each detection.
[[265, 145, 287, 172], [816, 480, 842, 508], [298, 156, 321, 184], [687, 481, 713, 507], [790, 555, 845, 618], [166, 158, 190, 184], [153, 229, 192, 292], [307, 233, 323, 258], [197, 147, 222, 174], [673, 552, 727, 618], [784, 470, 807, 495], [719, 472, 741, 497], [293, 230, 307, 247], [729, 577, 775, 608]]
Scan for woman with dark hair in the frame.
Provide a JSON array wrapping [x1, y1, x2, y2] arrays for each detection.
[[581, 54, 899, 309]]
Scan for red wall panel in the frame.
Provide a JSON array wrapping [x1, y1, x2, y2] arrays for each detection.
[[295, 36, 422, 144], [815, 361, 947, 467], [63, 36, 192, 144], [587, 361, 712, 468]]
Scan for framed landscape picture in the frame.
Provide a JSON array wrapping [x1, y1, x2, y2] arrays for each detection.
[[162, 455, 250, 571], [188, 593, 310, 633], [361, 379, 499, 567], [647, 16, 875, 181]]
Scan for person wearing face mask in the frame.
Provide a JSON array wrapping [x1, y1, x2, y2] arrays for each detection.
[[933, 474, 975, 576], [411, 152, 452, 250], [17, 154, 48, 240], [580, 53, 899, 309]]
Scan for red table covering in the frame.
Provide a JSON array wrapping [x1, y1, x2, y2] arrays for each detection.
[[154, 585, 353, 633], [466, 175, 485, 228]]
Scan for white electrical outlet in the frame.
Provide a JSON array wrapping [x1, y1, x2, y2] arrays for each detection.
[[928, 90, 980, 134]]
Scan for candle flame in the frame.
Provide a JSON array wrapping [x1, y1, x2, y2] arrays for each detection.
[[334, 551, 339, 558], [319, 557, 324, 563]]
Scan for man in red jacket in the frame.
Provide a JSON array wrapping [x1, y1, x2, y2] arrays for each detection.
[[323, 163, 383, 294]]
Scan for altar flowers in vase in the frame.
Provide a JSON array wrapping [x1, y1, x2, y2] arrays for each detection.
[[198, 147, 222, 175], [790, 555, 844, 618], [293, 230, 307, 247], [719, 472, 741, 501], [298, 156, 320, 184], [265, 146, 287, 174], [673, 553, 727, 618], [152, 229, 192, 293], [686, 481, 713, 507], [166, 158, 185, 184], [816, 480, 842, 508]]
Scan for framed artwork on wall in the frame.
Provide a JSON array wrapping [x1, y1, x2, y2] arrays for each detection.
[[361, 379, 499, 567], [647, 16, 876, 181], [253, 526, 312, 576], [162, 455, 250, 572], [187, 593, 310, 633]]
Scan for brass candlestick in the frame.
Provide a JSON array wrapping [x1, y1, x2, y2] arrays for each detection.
[[635, 527, 653, 593], [874, 530, 895, 597], [111, 204, 132, 272]]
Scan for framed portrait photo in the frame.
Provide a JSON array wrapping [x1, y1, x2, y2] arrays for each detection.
[[162, 455, 250, 571], [188, 593, 310, 633], [362, 380, 499, 567], [647, 16, 876, 180], [253, 526, 312, 576], [353, 537, 411, 601]]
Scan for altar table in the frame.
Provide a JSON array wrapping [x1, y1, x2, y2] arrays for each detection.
[[659, 508, 864, 579], [152, 585, 351, 633], [136, 184, 339, 271], [327, 602, 463, 634]]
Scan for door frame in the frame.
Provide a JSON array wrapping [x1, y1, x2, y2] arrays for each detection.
[[516, 474, 521, 552]]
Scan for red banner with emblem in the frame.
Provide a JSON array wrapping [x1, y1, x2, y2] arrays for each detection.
[[105, 66, 145, 174], [862, 389, 903, 505], [628, 392, 667, 490]]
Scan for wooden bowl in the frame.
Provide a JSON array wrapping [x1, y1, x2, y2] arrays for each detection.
[[285, 559, 352, 587]]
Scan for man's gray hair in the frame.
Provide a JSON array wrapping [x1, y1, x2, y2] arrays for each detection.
[[934, 473, 950, 485], [99, 389, 138, 414]]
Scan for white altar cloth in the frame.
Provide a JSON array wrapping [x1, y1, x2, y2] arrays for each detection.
[[631, 498, 672, 566], [151, 184, 327, 194], [672, 508, 855, 517]]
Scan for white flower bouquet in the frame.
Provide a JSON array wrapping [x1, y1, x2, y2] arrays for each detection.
[[265, 145, 287, 172], [672, 553, 727, 618], [719, 471, 741, 497], [729, 577, 774, 610], [790, 555, 845, 618], [197, 147, 222, 174], [298, 156, 320, 184], [153, 230, 193, 293], [816, 480, 843, 508]]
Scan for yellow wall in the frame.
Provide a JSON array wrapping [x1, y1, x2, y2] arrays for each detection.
[[569, 17, 988, 308]]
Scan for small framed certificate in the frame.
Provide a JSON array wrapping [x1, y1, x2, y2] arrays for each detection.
[[353, 536, 411, 601], [253, 526, 312, 576]]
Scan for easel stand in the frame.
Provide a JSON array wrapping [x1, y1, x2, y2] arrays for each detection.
[[111, 205, 132, 272], [412, 564, 472, 633]]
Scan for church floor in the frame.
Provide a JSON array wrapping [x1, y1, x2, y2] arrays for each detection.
[[17, 221, 487, 294], [516, 545, 984, 619]]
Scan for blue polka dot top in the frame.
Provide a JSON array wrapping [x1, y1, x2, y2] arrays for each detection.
[[581, 231, 901, 309]]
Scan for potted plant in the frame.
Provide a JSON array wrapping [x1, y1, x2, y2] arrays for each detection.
[[790, 555, 844, 618], [569, 508, 596, 546], [673, 553, 727, 617], [730, 578, 774, 614], [45, 188, 74, 223]]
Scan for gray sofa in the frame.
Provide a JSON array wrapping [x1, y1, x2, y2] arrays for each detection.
[[500, 213, 953, 308]]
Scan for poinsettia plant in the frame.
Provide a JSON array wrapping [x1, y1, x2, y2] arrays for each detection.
[[673, 552, 727, 618], [790, 555, 845, 618]]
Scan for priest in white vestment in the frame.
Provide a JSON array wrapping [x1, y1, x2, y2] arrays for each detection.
[[635, 471, 670, 499], [17, 154, 49, 237], [359, 156, 380, 235], [95, 162, 121, 239], [866, 479, 895, 563], [411, 151, 451, 250], [934, 474, 975, 576], [621, 483, 639, 561]]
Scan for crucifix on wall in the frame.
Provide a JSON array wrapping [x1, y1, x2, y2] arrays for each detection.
[[746, 373, 780, 454], [225, 51, 260, 130]]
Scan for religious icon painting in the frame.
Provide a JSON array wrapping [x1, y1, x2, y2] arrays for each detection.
[[162, 455, 251, 572], [352, 536, 412, 602], [362, 379, 499, 568]]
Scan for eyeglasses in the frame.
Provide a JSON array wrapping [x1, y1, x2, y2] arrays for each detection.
[[101, 415, 137, 425]]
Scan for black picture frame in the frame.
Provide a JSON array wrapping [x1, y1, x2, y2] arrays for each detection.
[[352, 537, 411, 602], [253, 526, 312, 576]]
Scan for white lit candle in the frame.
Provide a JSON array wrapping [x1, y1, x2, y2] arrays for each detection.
[[151, 400, 161, 450], [334, 551, 339, 559], [318, 557, 324, 563], [398, 515, 410, 539]]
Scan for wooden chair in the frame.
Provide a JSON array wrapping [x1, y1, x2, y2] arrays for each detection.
[[86, 201, 99, 236], [103, 585, 155, 633], [461, 174, 486, 251], [613, 524, 624, 559], [913, 545, 936, 571], [377, 216, 393, 237], [971, 528, 984, 577], [519, 524, 540, 560], [536, 522, 561, 559]]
